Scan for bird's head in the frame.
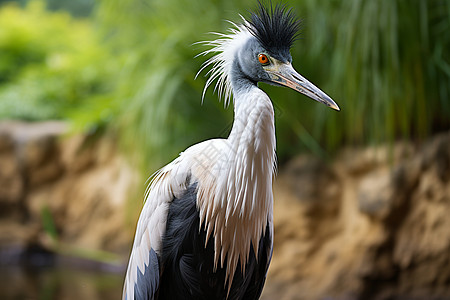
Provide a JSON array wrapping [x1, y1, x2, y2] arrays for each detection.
[[197, 1, 339, 111]]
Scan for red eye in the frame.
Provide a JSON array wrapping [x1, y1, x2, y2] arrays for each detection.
[[258, 54, 269, 65]]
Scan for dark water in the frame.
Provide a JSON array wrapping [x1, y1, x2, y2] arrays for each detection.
[[1, 250, 447, 300], [0, 266, 123, 300], [0, 247, 124, 300]]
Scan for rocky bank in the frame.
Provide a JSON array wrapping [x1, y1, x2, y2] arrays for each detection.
[[0, 121, 449, 300], [0, 121, 138, 259], [265, 132, 450, 300]]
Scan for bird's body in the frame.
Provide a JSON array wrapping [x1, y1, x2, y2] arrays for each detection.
[[123, 3, 339, 300]]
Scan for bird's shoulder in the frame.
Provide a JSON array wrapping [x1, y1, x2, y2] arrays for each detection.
[[123, 138, 230, 300], [131, 138, 228, 252]]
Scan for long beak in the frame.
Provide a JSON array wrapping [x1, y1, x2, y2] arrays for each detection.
[[267, 63, 340, 111]]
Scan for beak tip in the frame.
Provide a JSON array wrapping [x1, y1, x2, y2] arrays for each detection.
[[326, 99, 340, 111]]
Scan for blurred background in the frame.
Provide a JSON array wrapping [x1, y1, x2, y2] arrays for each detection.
[[0, 0, 449, 299]]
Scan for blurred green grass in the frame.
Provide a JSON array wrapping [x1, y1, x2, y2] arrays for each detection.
[[0, 0, 449, 170]]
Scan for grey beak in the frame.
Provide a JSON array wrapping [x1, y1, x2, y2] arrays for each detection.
[[268, 63, 340, 111]]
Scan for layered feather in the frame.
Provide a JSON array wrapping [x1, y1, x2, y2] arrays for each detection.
[[196, 19, 253, 107], [122, 153, 195, 300], [194, 86, 276, 290]]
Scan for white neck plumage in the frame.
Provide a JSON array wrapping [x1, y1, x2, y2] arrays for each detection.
[[196, 83, 276, 290]]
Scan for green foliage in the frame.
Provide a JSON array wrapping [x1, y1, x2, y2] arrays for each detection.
[[45, 0, 95, 17], [0, 0, 449, 170], [0, 0, 95, 17], [95, 0, 247, 170], [294, 0, 450, 152], [41, 205, 58, 240], [96, 0, 450, 167], [0, 1, 117, 126]]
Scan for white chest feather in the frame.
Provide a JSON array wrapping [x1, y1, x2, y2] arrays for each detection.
[[193, 87, 276, 287]]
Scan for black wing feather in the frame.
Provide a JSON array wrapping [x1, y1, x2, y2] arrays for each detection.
[[133, 248, 160, 300], [158, 182, 272, 300]]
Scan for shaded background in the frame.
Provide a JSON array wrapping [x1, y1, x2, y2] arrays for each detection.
[[0, 0, 449, 299]]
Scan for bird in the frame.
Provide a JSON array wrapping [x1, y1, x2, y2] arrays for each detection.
[[122, 2, 339, 300]]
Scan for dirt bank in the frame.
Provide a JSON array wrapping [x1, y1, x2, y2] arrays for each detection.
[[0, 121, 449, 299], [264, 132, 450, 300]]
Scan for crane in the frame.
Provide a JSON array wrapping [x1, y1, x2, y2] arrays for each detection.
[[122, 2, 339, 300]]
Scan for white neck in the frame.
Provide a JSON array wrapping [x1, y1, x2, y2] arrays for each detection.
[[196, 83, 276, 289]]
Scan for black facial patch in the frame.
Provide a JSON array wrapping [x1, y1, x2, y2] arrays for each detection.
[[244, 1, 301, 59]]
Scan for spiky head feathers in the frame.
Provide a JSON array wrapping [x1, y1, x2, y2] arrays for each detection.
[[245, 2, 301, 59], [197, 2, 301, 105]]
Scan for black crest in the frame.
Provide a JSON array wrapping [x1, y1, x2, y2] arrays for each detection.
[[245, 1, 301, 57]]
